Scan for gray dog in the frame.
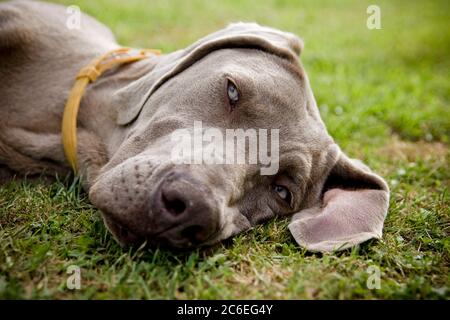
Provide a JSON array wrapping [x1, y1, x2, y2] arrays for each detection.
[[0, 1, 389, 252]]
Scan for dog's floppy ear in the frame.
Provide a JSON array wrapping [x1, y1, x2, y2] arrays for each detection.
[[115, 22, 303, 125], [288, 146, 390, 252]]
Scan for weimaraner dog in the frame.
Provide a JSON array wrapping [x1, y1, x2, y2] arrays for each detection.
[[0, 1, 389, 252]]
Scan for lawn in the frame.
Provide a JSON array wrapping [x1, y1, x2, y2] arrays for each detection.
[[0, 0, 449, 299]]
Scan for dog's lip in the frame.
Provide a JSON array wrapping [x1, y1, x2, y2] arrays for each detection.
[[102, 211, 192, 247], [102, 215, 143, 246], [105, 213, 221, 249]]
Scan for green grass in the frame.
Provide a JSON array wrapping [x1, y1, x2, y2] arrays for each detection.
[[1, 0, 449, 299]]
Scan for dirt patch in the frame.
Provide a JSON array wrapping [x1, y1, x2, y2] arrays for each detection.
[[379, 136, 449, 163]]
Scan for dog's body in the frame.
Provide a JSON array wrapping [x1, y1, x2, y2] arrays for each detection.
[[1, 1, 125, 183], [0, 1, 389, 252]]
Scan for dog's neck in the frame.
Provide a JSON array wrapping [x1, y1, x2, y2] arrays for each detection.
[[75, 57, 159, 187]]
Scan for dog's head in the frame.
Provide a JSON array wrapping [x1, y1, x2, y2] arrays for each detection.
[[89, 23, 389, 252]]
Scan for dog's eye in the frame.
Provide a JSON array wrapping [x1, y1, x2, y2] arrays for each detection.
[[273, 184, 291, 202], [227, 80, 239, 105]]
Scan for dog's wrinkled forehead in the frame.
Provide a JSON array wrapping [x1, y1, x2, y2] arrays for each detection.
[[116, 22, 303, 125]]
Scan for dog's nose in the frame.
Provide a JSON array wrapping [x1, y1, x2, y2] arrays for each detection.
[[153, 172, 220, 246]]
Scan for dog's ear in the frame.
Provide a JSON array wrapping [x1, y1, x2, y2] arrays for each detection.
[[288, 146, 390, 252], [115, 22, 303, 125]]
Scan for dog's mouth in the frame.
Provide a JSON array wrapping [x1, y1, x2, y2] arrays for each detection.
[[102, 214, 221, 250]]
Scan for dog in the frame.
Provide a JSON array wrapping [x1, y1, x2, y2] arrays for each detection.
[[0, 0, 389, 252]]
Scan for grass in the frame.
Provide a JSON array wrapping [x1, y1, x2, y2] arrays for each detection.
[[0, 0, 449, 299]]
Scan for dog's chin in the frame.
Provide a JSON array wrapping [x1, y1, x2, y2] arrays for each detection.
[[101, 213, 218, 250]]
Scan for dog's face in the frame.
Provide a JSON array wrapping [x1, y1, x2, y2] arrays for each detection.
[[89, 23, 389, 252]]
